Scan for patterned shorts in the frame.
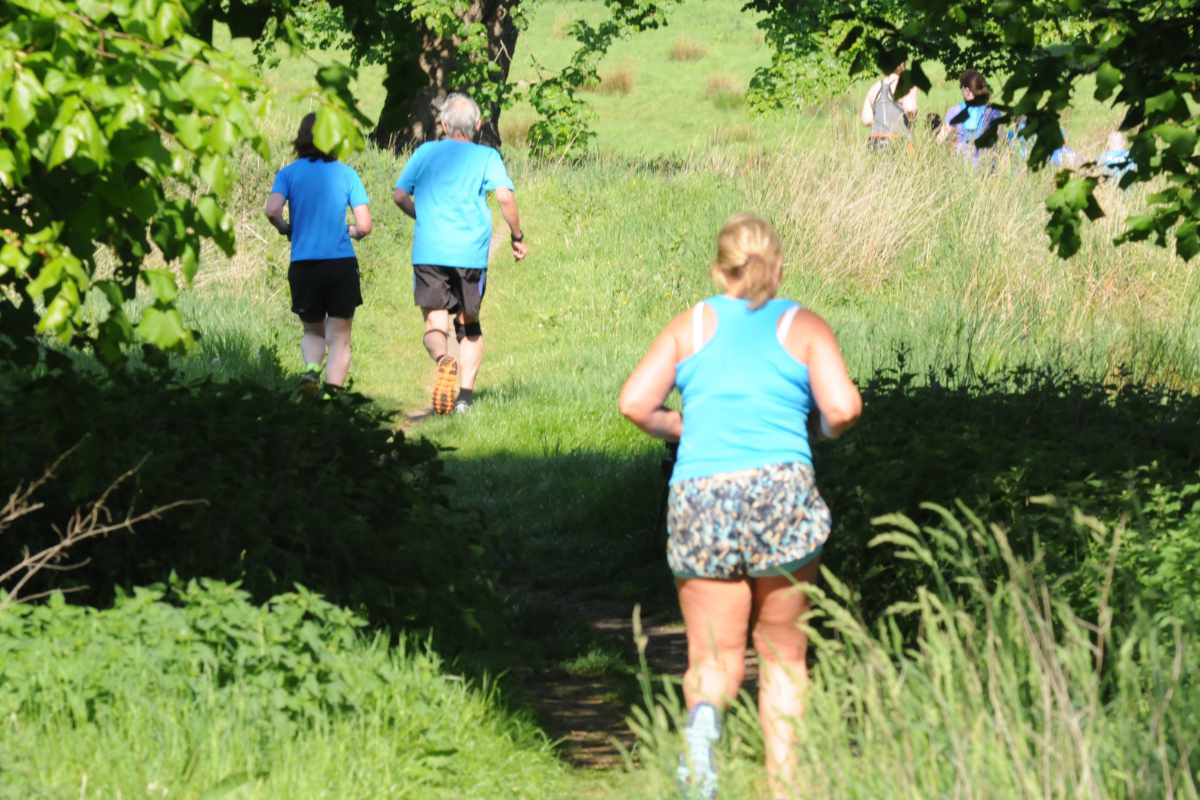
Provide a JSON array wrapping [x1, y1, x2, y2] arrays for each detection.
[[667, 461, 831, 580]]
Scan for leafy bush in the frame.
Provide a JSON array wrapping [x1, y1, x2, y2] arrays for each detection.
[[0, 580, 576, 799], [0, 580, 374, 728], [0, 365, 504, 650], [815, 358, 1200, 636]]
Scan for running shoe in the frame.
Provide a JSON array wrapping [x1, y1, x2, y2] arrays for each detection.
[[453, 398, 472, 415], [299, 363, 322, 397], [431, 355, 460, 415], [676, 703, 720, 800]]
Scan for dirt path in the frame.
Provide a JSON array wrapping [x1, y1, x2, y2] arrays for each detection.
[[525, 601, 761, 769]]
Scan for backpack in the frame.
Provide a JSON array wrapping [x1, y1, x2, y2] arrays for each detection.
[[870, 78, 909, 139], [950, 102, 998, 146]]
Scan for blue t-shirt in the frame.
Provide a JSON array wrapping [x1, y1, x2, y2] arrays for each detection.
[[395, 140, 515, 269], [271, 159, 368, 262]]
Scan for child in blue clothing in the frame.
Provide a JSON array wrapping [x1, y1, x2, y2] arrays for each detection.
[[1099, 131, 1135, 182], [1006, 117, 1079, 169]]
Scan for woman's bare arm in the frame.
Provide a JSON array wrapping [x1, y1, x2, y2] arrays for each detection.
[[348, 204, 372, 240], [264, 192, 289, 236], [786, 311, 862, 438], [618, 312, 688, 441]]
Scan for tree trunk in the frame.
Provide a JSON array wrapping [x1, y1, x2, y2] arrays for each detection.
[[371, 0, 519, 150]]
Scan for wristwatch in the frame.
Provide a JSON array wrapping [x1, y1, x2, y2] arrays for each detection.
[[511, 231, 524, 243]]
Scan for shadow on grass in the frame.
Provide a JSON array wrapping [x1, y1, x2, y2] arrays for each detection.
[[443, 358, 1200, 643], [5, 338, 1199, 684]]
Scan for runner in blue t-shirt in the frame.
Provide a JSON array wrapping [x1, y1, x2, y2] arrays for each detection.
[[265, 112, 372, 394], [393, 93, 528, 415]]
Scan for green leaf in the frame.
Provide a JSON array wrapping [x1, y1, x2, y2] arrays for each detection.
[[136, 306, 190, 350], [204, 118, 237, 154], [1095, 62, 1120, 102], [36, 281, 82, 338], [1177, 221, 1199, 261], [174, 113, 206, 150], [48, 101, 109, 170], [311, 108, 344, 156], [196, 195, 226, 234], [6, 71, 44, 132], [0, 241, 30, 274], [0, 146, 16, 188], [200, 153, 232, 197], [1045, 177, 1091, 212], [1146, 88, 1184, 118], [179, 243, 199, 284], [1154, 123, 1197, 159], [77, 0, 112, 20], [148, 0, 185, 44], [141, 269, 178, 304], [1123, 214, 1157, 242]]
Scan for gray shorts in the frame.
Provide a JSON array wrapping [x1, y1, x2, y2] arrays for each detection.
[[667, 461, 831, 580], [413, 265, 486, 318]]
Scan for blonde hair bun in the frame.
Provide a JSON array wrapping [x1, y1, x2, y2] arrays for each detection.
[[711, 214, 783, 309]]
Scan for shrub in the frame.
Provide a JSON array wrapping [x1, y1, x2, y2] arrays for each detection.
[[706, 75, 745, 110], [0, 581, 576, 798], [814, 359, 1200, 636], [0, 365, 504, 651], [0, 580, 376, 727], [584, 68, 635, 96], [668, 36, 707, 62]]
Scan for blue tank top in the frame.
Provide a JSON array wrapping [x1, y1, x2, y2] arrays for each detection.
[[671, 295, 814, 484]]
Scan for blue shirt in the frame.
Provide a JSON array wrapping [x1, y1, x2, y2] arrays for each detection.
[[395, 140, 515, 269], [671, 296, 814, 484], [271, 159, 368, 262]]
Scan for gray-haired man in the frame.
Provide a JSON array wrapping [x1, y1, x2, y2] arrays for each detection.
[[393, 93, 527, 415]]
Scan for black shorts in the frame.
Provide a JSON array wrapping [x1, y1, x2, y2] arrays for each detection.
[[288, 258, 362, 322], [413, 265, 486, 319]]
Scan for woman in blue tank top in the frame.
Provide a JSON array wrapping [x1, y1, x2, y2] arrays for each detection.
[[619, 214, 861, 800]]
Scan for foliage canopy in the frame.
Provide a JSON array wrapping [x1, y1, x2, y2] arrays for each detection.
[[0, 0, 362, 365]]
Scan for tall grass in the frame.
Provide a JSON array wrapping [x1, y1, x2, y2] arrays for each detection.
[[624, 504, 1199, 798], [669, 36, 708, 62]]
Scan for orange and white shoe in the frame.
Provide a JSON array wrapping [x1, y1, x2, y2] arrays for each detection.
[[432, 355, 460, 415]]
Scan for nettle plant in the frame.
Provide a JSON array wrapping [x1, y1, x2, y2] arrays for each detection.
[[0, 0, 363, 366]]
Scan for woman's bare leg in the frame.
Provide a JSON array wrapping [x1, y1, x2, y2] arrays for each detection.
[[750, 560, 820, 798], [678, 577, 752, 708], [324, 317, 353, 386], [300, 320, 326, 367]]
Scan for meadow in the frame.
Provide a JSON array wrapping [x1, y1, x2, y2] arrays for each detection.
[[2, 0, 1199, 797]]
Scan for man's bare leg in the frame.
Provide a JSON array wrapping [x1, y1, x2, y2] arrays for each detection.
[[424, 307, 459, 414], [422, 308, 451, 362], [457, 311, 484, 396]]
